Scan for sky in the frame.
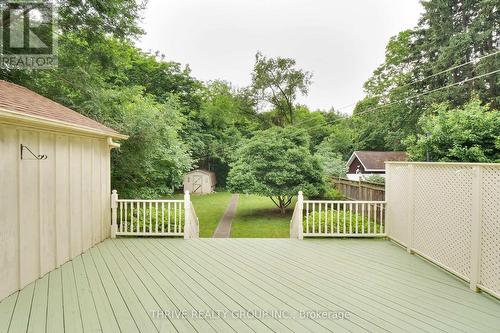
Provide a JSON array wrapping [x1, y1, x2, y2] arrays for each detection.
[[137, 0, 423, 114]]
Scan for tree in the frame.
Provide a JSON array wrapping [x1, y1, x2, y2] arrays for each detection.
[[227, 127, 324, 213], [353, 1, 500, 153], [90, 87, 193, 198], [185, 81, 258, 186], [251, 52, 312, 126], [405, 98, 500, 162], [314, 148, 347, 179], [317, 120, 358, 160]]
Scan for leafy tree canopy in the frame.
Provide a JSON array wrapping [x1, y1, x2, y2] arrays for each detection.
[[227, 127, 324, 213], [405, 98, 500, 162], [251, 52, 312, 126]]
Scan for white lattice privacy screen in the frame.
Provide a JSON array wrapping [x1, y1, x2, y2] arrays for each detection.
[[386, 162, 500, 299]]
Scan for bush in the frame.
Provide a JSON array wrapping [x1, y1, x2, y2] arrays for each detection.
[[303, 207, 383, 234], [319, 183, 344, 200], [364, 175, 385, 184]]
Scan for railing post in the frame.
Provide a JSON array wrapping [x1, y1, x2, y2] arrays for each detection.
[[407, 164, 415, 253], [470, 166, 482, 291], [297, 191, 304, 240], [385, 164, 391, 236], [184, 191, 191, 239], [111, 190, 118, 239]]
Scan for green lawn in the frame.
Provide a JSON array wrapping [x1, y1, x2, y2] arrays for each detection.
[[169, 191, 233, 237], [230, 194, 294, 238]]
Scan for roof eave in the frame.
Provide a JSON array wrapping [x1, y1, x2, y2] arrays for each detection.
[[346, 151, 370, 171], [0, 108, 128, 140]]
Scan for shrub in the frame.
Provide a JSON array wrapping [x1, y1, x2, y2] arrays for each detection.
[[303, 208, 383, 234], [364, 175, 385, 184]]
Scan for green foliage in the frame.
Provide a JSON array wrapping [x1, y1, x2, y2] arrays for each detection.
[[252, 52, 313, 126], [316, 119, 358, 160], [364, 175, 385, 185], [353, 0, 500, 152], [188, 81, 258, 185], [58, 0, 146, 40], [227, 127, 324, 213], [120, 205, 184, 234], [320, 184, 344, 201], [167, 192, 234, 238], [303, 208, 382, 234], [230, 194, 292, 238], [0, 1, 201, 198], [315, 145, 348, 178], [405, 98, 500, 162], [2, 0, 497, 204], [293, 106, 337, 149], [98, 87, 192, 198]]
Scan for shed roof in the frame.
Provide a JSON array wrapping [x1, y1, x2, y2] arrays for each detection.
[[0, 80, 125, 138], [347, 151, 408, 171]]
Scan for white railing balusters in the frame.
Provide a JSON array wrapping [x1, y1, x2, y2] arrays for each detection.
[[174, 202, 177, 233], [343, 203, 346, 233], [111, 190, 199, 238], [161, 202, 165, 233], [312, 203, 315, 233], [179, 202, 183, 233], [292, 193, 386, 238], [355, 203, 359, 234], [136, 202, 140, 233], [130, 202, 133, 232], [368, 203, 371, 234], [155, 202, 158, 233], [380, 204, 386, 234], [306, 202, 309, 234], [318, 203, 322, 234], [373, 204, 376, 233], [336, 202, 340, 234], [168, 202, 171, 233]]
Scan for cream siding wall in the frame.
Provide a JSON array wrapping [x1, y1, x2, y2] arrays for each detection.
[[0, 123, 111, 300]]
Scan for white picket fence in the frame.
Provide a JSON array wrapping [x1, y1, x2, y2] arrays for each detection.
[[290, 191, 386, 239], [110, 190, 199, 239]]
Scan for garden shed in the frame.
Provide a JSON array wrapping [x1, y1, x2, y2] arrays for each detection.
[[183, 169, 216, 194], [0, 80, 127, 300]]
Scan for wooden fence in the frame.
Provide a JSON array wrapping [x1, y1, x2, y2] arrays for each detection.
[[332, 178, 385, 201]]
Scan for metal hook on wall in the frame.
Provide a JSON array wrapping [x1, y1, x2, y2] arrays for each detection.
[[20, 144, 48, 160]]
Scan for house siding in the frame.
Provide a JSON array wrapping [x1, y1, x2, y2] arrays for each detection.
[[0, 122, 111, 300]]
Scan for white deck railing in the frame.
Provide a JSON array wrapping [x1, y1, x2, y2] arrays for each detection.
[[110, 191, 199, 238], [290, 192, 386, 238]]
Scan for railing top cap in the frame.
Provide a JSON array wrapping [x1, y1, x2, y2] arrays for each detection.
[[385, 161, 500, 167], [303, 200, 386, 204]]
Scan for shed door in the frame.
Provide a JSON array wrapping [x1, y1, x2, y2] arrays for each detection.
[[193, 175, 202, 193]]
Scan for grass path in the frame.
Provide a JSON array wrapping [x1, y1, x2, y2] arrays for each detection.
[[170, 191, 233, 238], [212, 194, 239, 238], [230, 194, 294, 238]]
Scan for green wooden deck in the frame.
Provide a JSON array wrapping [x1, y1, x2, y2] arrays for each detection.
[[1, 238, 499, 332]]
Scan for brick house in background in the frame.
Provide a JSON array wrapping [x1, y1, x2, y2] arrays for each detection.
[[346, 151, 407, 181]]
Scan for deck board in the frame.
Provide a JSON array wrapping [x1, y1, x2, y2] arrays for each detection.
[[26, 274, 49, 333], [1, 238, 499, 333], [236, 239, 491, 332], [46, 268, 64, 333]]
